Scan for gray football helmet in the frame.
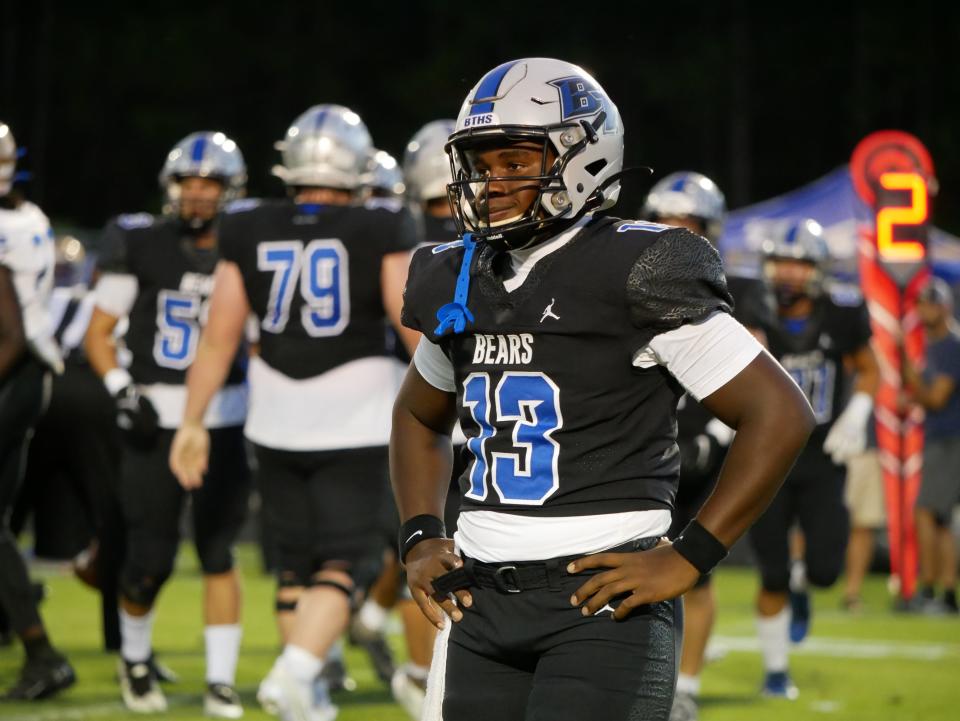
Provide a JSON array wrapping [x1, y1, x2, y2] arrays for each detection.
[[272, 104, 373, 190], [403, 119, 456, 203], [365, 149, 405, 199], [159, 131, 246, 211], [0, 122, 18, 197], [642, 171, 726, 240], [446, 58, 624, 250], [761, 218, 830, 303]]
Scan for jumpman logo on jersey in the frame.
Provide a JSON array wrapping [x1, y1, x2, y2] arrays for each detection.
[[540, 298, 560, 323]]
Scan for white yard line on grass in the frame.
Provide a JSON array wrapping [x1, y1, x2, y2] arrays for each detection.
[[3, 694, 199, 721], [711, 634, 959, 661]]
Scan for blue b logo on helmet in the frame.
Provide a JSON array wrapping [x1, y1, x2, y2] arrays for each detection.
[[548, 76, 616, 133]]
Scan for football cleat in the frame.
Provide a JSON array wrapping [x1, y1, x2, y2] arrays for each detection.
[[349, 617, 396, 685], [119, 658, 167, 713], [204, 682, 244, 719], [257, 659, 338, 721], [789, 589, 811, 643], [319, 656, 356, 693], [391, 664, 427, 720], [761, 671, 799, 700], [3, 653, 76, 700]]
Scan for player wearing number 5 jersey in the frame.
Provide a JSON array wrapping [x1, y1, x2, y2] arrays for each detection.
[[736, 218, 877, 699], [85, 132, 251, 717], [169, 104, 419, 721], [391, 58, 817, 721]]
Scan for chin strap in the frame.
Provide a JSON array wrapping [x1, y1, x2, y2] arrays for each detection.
[[434, 232, 477, 337]]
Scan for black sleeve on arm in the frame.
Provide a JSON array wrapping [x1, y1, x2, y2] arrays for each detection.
[[0, 264, 26, 380], [98, 220, 131, 274], [626, 227, 734, 349]]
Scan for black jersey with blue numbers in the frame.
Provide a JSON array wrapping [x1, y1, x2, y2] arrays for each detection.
[[402, 217, 734, 517], [218, 199, 417, 380], [739, 284, 871, 445], [101, 214, 246, 387]]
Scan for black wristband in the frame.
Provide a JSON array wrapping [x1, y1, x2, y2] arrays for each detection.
[[398, 514, 446, 564], [672, 520, 728, 575]]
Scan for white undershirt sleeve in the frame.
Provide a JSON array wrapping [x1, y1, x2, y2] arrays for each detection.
[[413, 337, 457, 392], [633, 311, 763, 401], [93, 272, 139, 318]]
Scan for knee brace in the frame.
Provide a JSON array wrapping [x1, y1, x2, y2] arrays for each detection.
[[275, 573, 305, 612], [120, 569, 170, 607], [309, 576, 354, 599]]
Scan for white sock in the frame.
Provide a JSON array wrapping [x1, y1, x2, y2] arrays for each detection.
[[406, 663, 429, 681], [676, 673, 701, 697], [757, 608, 790, 672], [205, 624, 242, 686], [281, 644, 323, 684], [357, 599, 389, 632], [790, 560, 807, 592], [120, 609, 155, 663]]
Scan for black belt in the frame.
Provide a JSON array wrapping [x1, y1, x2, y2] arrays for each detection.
[[431, 536, 661, 595]]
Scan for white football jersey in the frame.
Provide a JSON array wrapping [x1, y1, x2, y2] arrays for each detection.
[[0, 201, 61, 371]]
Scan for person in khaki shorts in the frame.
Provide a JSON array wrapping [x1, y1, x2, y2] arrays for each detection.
[[842, 440, 885, 611], [903, 278, 960, 614]]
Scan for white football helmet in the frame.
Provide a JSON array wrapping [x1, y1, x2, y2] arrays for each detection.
[[159, 131, 246, 211], [761, 218, 830, 302], [365, 149, 405, 198], [642, 171, 726, 240], [403, 119, 456, 203], [446, 58, 624, 250], [0, 122, 18, 197], [272, 104, 373, 190]]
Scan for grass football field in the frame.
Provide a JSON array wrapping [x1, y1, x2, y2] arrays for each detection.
[[1, 545, 957, 721]]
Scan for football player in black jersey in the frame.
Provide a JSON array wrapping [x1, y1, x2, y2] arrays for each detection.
[[738, 218, 877, 699], [85, 132, 250, 717], [642, 171, 745, 721], [391, 58, 815, 721], [169, 104, 419, 721]]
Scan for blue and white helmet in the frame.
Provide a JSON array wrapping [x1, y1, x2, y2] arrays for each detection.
[[159, 131, 246, 209], [642, 171, 726, 240], [446, 58, 624, 249], [0, 122, 18, 197], [403, 119, 456, 203], [761, 218, 830, 298], [272, 104, 373, 190], [365, 149, 405, 198]]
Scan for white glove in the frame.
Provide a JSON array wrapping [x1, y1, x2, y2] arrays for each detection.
[[822, 391, 873, 464]]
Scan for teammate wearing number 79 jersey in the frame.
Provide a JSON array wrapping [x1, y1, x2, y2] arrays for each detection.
[[85, 131, 252, 717], [169, 104, 420, 721]]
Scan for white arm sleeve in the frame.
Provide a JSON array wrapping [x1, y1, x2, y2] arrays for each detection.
[[633, 311, 763, 401], [413, 337, 457, 392], [93, 273, 139, 318]]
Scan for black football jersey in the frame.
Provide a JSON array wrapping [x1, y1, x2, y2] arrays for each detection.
[[218, 199, 417, 380], [739, 283, 871, 444], [101, 214, 246, 386], [421, 214, 459, 245], [402, 218, 734, 517]]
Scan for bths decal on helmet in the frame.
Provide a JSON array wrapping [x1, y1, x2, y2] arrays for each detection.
[[272, 105, 373, 191], [445, 58, 624, 251]]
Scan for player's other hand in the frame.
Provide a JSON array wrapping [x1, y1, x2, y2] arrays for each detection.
[[405, 538, 473, 630], [567, 541, 700, 621], [169, 421, 210, 490], [114, 384, 160, 443]]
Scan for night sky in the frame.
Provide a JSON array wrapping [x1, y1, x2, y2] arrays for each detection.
[[4, 1, 959, 237]]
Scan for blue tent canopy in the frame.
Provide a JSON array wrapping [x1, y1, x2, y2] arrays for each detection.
[[718, 167, 960, 283]]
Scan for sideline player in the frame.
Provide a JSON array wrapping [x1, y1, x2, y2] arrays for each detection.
[[740, 218, 877, 698], [169, 104, 419, 721], [0, 120, 75, 701], [85, 132, 250, 716], [391, 58, 815, 721]]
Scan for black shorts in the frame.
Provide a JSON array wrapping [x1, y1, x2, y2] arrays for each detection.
[[255, 444, 389, 583], [441, 537, 680, 721], [0, 357, 47, 515], [748, 448, 849, 592], [121, 426, 250, 578]]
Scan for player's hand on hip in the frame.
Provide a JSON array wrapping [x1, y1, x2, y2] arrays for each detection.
[[169, 421, 210, 490], [405, 538, 473, 630], [568, 541, 700, 621]]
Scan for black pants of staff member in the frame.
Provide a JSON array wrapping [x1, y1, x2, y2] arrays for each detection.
[[11, 361, 125, 650], [0, 357, 49, 638]]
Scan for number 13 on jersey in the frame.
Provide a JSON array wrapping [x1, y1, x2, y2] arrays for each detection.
[[257, 239, 350, 336]]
